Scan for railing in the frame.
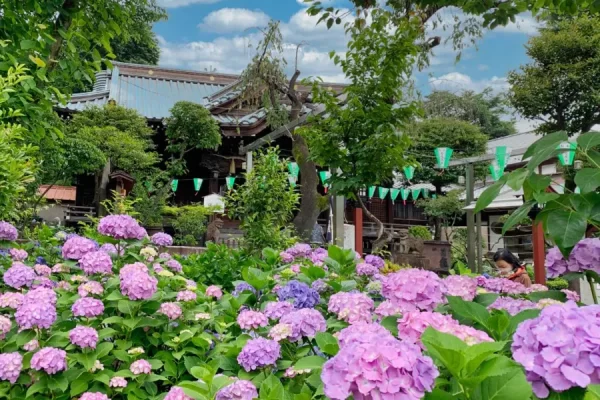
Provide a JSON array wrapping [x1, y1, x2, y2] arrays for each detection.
[[65, 206, 96, 223]]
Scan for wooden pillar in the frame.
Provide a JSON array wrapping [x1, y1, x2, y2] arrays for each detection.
[[354, 207, 363, 256], [465, 163, 476, 272], [246, 151, 253, 173], [476, 212, 483, 273], [532, 221, 546, 285], [333, 196, 345, 247]]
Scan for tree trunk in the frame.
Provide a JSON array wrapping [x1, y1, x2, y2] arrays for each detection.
[[292, 134, 322, 240], [356, 192, 392, 253], [434, 217, 442, 241]]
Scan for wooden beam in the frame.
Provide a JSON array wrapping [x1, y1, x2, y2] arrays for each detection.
[[533, 221, 546, 285], [448, 146, 529, 167]]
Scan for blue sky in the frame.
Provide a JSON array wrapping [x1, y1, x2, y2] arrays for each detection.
[[154, 0, 539, 131]]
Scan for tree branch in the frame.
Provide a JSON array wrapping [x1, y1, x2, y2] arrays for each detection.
[[48, 0, 78, 71]]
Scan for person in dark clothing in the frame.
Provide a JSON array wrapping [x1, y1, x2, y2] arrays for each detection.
[[493, 249, 532, 287]]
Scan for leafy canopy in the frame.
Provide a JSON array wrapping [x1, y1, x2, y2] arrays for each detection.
[[508, 15, 600, 135]]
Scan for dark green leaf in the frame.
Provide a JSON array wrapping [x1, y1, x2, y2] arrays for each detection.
[[260, 374, 285, 400], [547, 210, 587, 255], [294, 356, 326, 370], [508, 309, 541, 335], [506, 168, 528, 191], [447, 296, 491, 331], [502, 201, 535, 234], [380, 316, 399, 337], [315, 332, 339, 356], [474, 176, 507, 213], [523, 131, 567, 160], [472, 367, 532, 400], [577, 132, 600, 151], [421, 327, 467, 377], [575, 168, 600, 193], [473, 293, 499, 307], [70, 378, 88, 397]]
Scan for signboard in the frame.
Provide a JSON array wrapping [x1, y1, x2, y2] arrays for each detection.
[[203, 194, 225, 213], [343, 224, 355, 252]]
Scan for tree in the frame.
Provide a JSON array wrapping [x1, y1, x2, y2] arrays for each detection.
[[508, 15, 600, 136], [226, 148, 299, 254], [407, 118, 488, 193], [417, 189, 465, 240], [165, 101, 222, 176], [238, 21, 324, 241], [303, 10, 420, 252], [424, 89, 516, 139]]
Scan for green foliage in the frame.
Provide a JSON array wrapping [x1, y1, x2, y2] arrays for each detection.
[[101, 190, 140, 217], [424, 89, 516, 139], [131, 178, 171, 226], [381, 261, 412, 274], [181, 243, 255, 289], [165, 101, 222, 175], [418, 190, 466, 240], [226, 148, 299, 253], [547, 278, 569, 290], [421, 328, 532, 400], [171, 205, 213, 246], [408, 226, 432, 240], [408, 118, 488, 192], [498, 212, 532, 226], [304, 10, 420, 198], [509, 15, 600, 135], [0, 124, 36, 220]]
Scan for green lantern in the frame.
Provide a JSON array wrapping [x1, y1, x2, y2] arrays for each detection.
[[557, 142, 577, 166], [368, 186, 376, 199], [226, 176, 236, 191], [193, 178, 203, 192], [412, 188, 422, 201], [489, 161, 504, 181], [288, 175, 297, 187], [434, 147, 453, 169], [171, 179, 179, 192], [400, 188, 410, 205], [432, 193, 437, 199], [495, 146, 511, 170], [288, 162, 300, 178], [403, 166, 415, 181], [319, 170, 331, 193], [423, 188, 429, 198], [390, 188, 400, 203], [575, 186, 581, 194], [378, 187, 389, 200]]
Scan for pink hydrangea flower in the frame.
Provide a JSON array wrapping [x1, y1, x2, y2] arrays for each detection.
[[151, 232, 173, 247], [9, 248, 27, 261], [269, 323, 293, 341], [356, 263, 379, 277], [374, 300, 404, 319], [79, 393, 110, 400], [158, 303, 182, 320], [328, 292, 374, 324], [263, 301, 294, 321], [130, 359, 152, 375], [336, 322, 392, 348], [216, 380, 258, 400], [62, 236, 97, 260], [31, 347, 67, 375], [69, 326, 99, 349], [279, 308, 326, 342], [237, 310, 268, 330], [478, 277, 530, 295], [52, 263, 69, 273], [98, 215, 146, 240], [34, 264, 51, 277], [3, 263, 36, 289], [443, 275, 478, 301], [119, 263, 157, 301], [205, 285, 223, 299], [23, 339, 38, 351], [176, 290, 197, 302], [0, 221, 18, 241], [279, 251, 294, 263], [0, 352, 22, 383], [562, 289, 580, 302], [0, 316, 11, 339], [0, 292, 24, 309], [159, 252, 172, 260], [166, 259, 182, 273], [72, 297, 104, 318], [488, 297, 537, 316], [15, 288, 57, 330], [78, 281, 104, 298], [79, 251, 113, 275], [164, 386, 194, 400], [109, 376, 127, 388], [382, 269, 446, 312]]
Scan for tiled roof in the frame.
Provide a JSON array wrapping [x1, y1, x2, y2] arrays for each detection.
[[38, 185, 76, 201]]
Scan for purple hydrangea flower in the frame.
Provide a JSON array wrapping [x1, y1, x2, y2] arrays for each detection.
[[31, 347, 67, 375], [164, 386, 194, 400], [79, 393, 109, 400], [277, 280, 320, 309], [237, 310, 268, 330], [488, 297, 537, 316], [562, 289, 580, 302], [0, 352, 22, 383], [512, 302, 600, 398], [311, 279, 329, 293], [15, 288, 57, 330], [109, 377, 127, 388], [62, 236, 98, 260], [268, 323, 293, 341], [263, 301, 294, 321], [237, 338, 280, 372], [279, 308, 326, 342], [279, 251, 294, 264], [23, 339, 38, 351], [382, 269, 446, 312], [9, 249, 27, 261], [336, 322, 392, 348], [3, 263, 36, 289], [119, 263, 157, 300], [374, 300, 404, 319], [166, 259, 182, 273], [216, 380, 258, 400], [31, 276, 56, 290], [0, 292, 23, 309], [79, 251, 113, 275], [69, 326, 99, 349], [151, 232, 173, 247], [233, 282, 257, 297], [322, 331, 438, 399], [328, 292, 374, 324], [72, 297, 104, 318], [158, 302, 182, 320], [176, 290, 197, 302], [287, 243, 312, 258], [205, 285, 223, 299], [356, 263, 379, 277], [443, 275, 478, 301], [78, 281, 104, 298], [99, 243, 118, 255], [310, 248, 328, 266], [98, 215, 146, 240], [0, 222, 18, 241], [34, 264, 51, 277], [365, 254, 385, 269], [546, 238, 600, 278], [0, 316, 11, 339], [130, 359, 152, 375], [478, 277, 530, 295]]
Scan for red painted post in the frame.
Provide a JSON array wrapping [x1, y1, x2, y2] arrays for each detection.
[[354, 208, 363, 256], [532, 221, 546, 285]]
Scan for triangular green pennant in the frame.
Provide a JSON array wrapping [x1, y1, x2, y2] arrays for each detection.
[[432, 193, 437, 199], [489, 161, 504, 181], [288, 162, 300, 178], [556, 142, 577, 166], [193, 178, 203, 192], [403, 166, 415, 181], [400, 188, 410, 205], [390, 188, 400, 203], [434, 147, 453, 169], [378, 187, 390, 200], [226, 176, 236, 191], [171, 179, 179, 192], [288, 175, 297, 187], [495, 146, 511, 170], [412, 188, 422, 201], [575, 186, 581, 194], [423, 188, 429, 198], [319, 171, 331, 193], [368, 186, 376, 199]]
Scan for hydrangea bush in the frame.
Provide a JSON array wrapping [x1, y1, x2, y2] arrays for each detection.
[[0, 219, 597, 399]]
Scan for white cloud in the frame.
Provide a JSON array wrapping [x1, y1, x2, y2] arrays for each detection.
[[198, 8, 270, 33], [157, 0, 222, 8], [428, 72, 510, 93], [478, 64, 489, 71], [495, 14, 540, 35]]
